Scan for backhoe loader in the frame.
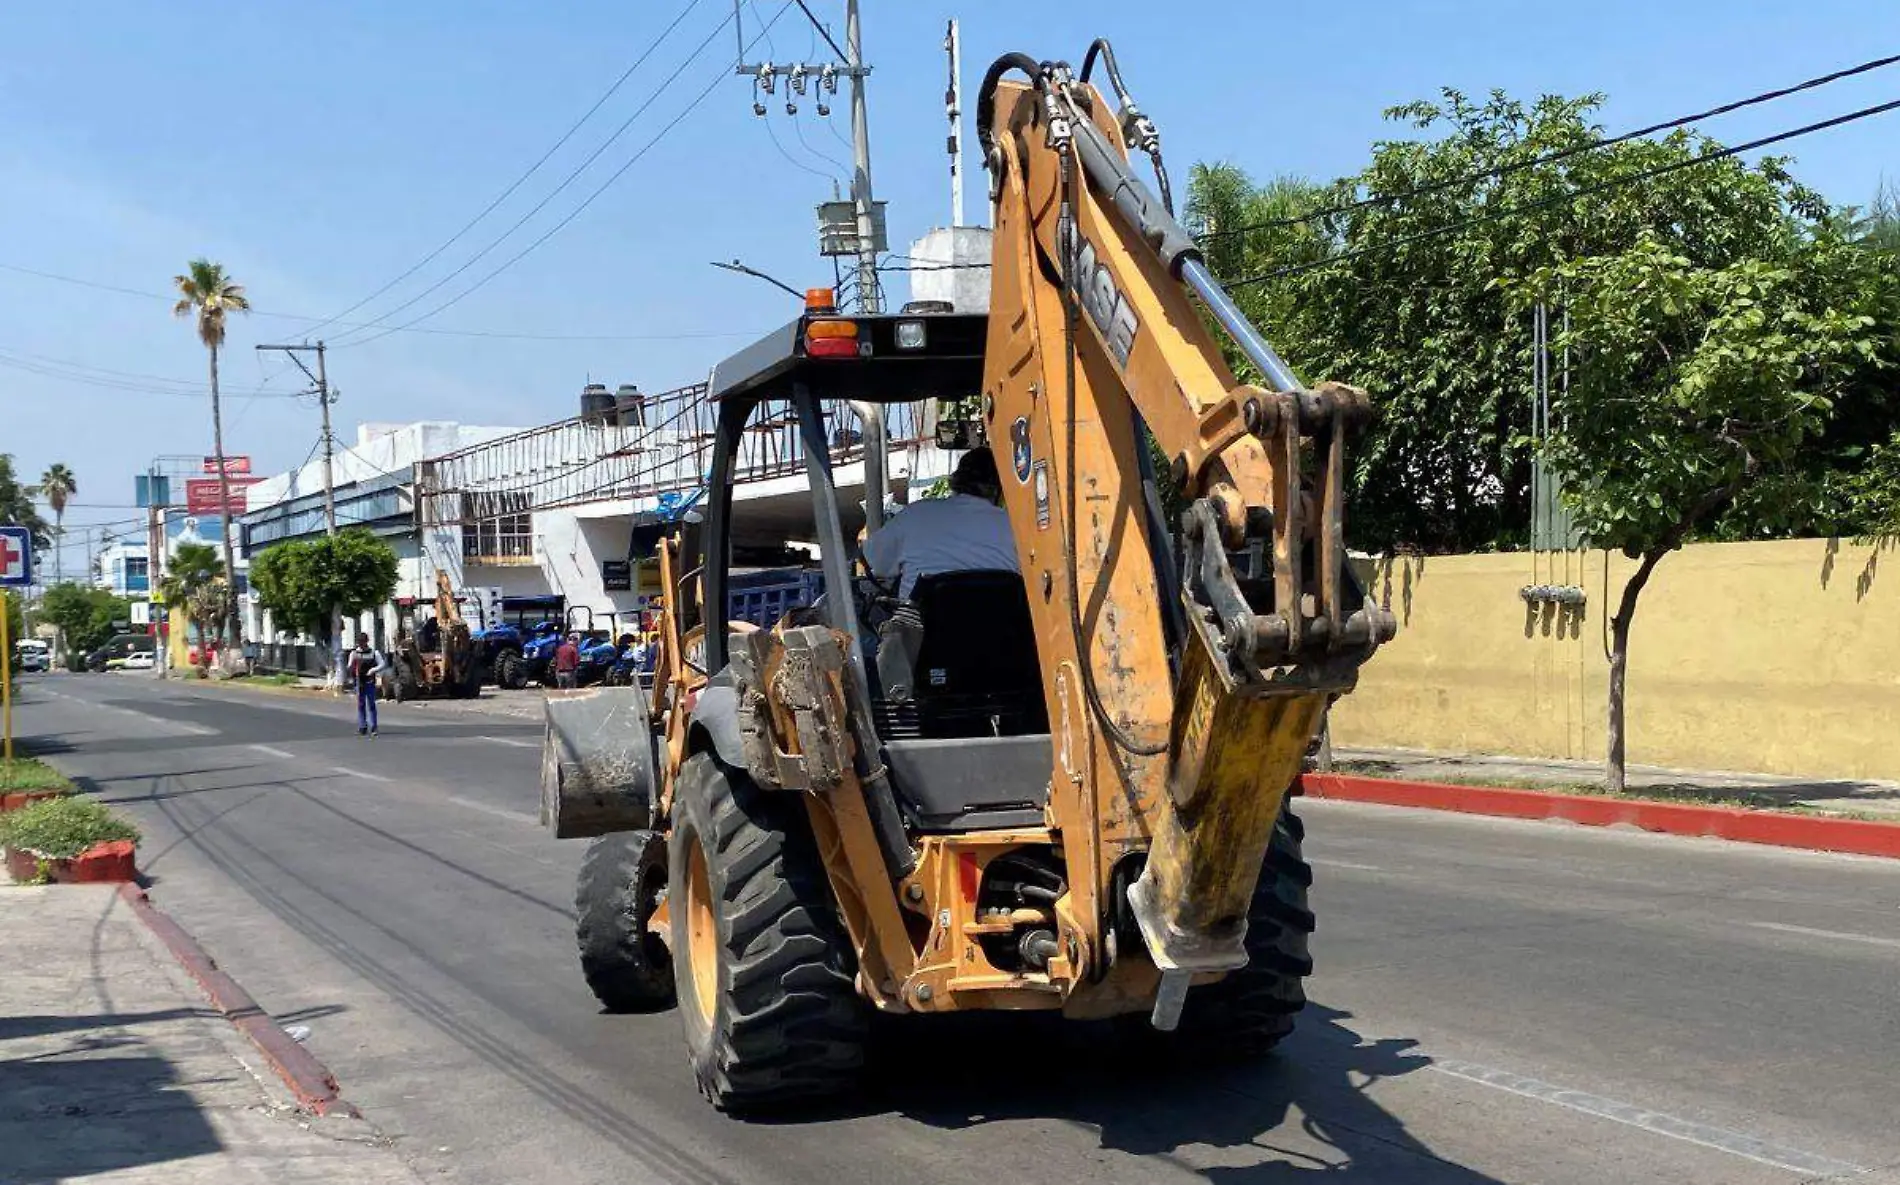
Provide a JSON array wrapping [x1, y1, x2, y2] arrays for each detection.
[[540, 39, 1395, 1111], [387, 571, 482, 701]]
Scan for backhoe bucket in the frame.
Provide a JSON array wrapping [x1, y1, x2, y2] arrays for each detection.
[[540, 685, 657, 839]]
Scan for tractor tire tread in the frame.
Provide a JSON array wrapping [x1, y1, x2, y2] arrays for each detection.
[[1170, 805, 1316, 1055], [674, 754, 867, 1112], [575, 831, 675, 1013]]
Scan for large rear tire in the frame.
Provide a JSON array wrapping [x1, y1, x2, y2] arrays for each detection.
[[668, 753, 869, 1111], [496, 648, 526, 690], [1165, 805, 1314, 1055], [576, 830, 676, 1012]]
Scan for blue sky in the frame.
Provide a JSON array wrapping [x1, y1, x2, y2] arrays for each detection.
[[2, 1, 1896, 572]]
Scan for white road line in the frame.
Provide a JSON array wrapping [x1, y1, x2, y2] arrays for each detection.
[[249, 744, 297, 760], [1309, 858, 1383, 872], [329, 765, 393, 784], [446, 795, 537, 823], [477, 735, 540, 749], [39, 688, 217, 734], [1745, 921, 1900, 951], [1429, 1059, 1863, 1177]]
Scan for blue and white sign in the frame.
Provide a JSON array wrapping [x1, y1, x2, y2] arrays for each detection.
[[0, 525, 33, 588]]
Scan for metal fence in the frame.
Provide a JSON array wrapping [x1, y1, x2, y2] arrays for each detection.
[[249, 642, 329, 678], [415, 383, 928, 526]]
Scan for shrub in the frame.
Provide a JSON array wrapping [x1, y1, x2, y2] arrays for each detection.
[[0, 796, 139, 859], [0, 757, 73, 792]]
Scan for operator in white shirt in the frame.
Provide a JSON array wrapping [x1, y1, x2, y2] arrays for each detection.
[[862, 449, 1019, 599], [861, 448, 1019, 701]]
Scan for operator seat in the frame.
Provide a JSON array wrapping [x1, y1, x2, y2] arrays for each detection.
[[874, 569, 1052, 833], [885, 569, 1047, 739]]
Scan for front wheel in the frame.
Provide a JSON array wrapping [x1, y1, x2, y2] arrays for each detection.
[[576, 830, 675, 1012], [668, 753, 869, 1111], [495, 648, 526, 690]]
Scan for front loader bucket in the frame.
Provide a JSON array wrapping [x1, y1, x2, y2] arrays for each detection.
[[540, 685, 657, 839]]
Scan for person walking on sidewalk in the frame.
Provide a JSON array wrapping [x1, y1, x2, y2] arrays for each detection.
[[553, 633, 581, 691], [346, 633, 389, 736]]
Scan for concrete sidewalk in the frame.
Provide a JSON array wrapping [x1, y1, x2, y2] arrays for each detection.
[[1331, 745, 1900, 819], [0, 885, 423, 1184]]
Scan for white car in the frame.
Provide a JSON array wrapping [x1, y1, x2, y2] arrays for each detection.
[[122, 651, 156, 670]]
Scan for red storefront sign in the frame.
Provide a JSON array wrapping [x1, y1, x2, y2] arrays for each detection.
[[184, 477, 262, 515]]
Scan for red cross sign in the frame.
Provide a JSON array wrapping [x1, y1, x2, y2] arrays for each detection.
[[0, 526, 33, 587]]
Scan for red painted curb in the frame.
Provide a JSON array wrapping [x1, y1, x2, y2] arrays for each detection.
[[116, 884, 361, 1118], [1299, 774, 1900, 860], [4, 840, 138, 884]]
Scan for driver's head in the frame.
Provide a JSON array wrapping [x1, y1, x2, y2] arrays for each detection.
[[949, 448, 1002, 503]]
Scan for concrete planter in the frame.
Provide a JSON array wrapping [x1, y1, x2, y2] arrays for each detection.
[[0, 790, 69, 813], [4, 840, 138, 884]]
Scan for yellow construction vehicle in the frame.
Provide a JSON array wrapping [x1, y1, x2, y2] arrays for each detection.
[[386, 571, 482, 701], [541, 38, 1395, 1112]]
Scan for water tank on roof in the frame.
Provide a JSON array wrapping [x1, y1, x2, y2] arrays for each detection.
[[580, 383, 615, 425], [615, 384, 646, 427]]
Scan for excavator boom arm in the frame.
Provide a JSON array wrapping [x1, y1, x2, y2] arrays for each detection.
[[978, 55, 1394, 1021]]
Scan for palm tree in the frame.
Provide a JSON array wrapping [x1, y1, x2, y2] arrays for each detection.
[[36, 463, 76, 585], [173, 259, 250, 654], [159, 541, 226, 671]]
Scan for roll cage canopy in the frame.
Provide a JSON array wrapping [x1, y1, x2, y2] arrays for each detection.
[[707, 310, 988, 416]]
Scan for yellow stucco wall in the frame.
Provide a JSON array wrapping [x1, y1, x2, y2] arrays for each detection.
[[1329, 538, 1900, 781]]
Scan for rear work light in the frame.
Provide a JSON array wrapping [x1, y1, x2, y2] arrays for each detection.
[[894, 319, 927, 350], [805, 318, 863, 358]]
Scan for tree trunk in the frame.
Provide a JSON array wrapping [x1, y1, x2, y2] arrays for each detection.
[[1606, 547, 1669, 795], [207, 342, 241, 656]]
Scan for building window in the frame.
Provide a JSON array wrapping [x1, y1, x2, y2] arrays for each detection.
[[463, 495, 533, 562], [125, 556, 149, 592]]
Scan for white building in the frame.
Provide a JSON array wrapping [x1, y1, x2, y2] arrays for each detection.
[[93, 539, 151, 601], [237, 420, 526, 647]]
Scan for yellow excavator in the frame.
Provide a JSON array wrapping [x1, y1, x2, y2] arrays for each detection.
[[387, 571, 482, 701], [540, 38, 1395, 1111]]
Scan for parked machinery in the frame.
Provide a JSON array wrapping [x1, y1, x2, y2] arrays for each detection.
[[386, 572, 482, 701]]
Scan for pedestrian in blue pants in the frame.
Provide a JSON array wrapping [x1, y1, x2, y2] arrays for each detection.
[[345, 633, 389, 737]]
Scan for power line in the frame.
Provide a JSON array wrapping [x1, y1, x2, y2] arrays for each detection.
[[0, 259, 760, 342], [328, 8, 743, 347], [761, 107, 837, 180], [1224, 96, 1900, 289], [0, 348, 296, 398], [1204, 52, 1900, 242], [298, 0, 709, 340], [333, 3, 795, 351]]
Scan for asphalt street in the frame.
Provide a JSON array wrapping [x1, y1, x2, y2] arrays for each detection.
[[11, 673, 1899, 1185]]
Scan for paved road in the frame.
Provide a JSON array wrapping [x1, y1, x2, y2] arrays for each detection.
[[12, 674, 1900, 1185]]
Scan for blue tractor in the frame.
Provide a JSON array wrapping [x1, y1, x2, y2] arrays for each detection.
[[471, 594, 567, 690]]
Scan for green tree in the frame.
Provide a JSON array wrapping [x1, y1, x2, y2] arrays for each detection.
[[1198, 90, 1831, 553], [0, 456, 52, 551], [173, 259, 250, 651], [158, 541, 227, 670], [250, 530, 399, 642], [1519, 233, 1887, 792], [40, 584, 133, 657], [33, 464, 76, 584]]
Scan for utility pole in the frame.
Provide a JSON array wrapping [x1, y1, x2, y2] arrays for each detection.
[[255, 341, 336, 535], [844, 0, 881, 312], [255, 340, 340, 685], [946, 18, 963, 228], [736, 1, 882, 312]]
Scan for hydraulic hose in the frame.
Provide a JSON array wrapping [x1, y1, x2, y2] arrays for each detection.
[[975, 52, 1044, 151]]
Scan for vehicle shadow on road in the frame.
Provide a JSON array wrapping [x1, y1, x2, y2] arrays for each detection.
[[852, 1003, 1504, 1183]]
